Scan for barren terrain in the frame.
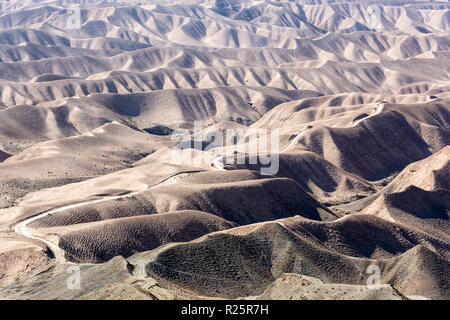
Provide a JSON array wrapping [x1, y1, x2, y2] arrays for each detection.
[[0, 0, 449, 300]]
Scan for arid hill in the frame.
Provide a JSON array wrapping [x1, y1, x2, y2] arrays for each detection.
[[0, 0, 449, 300]]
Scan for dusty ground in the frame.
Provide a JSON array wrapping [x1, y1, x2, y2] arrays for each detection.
[[0, 0, 449, 300]]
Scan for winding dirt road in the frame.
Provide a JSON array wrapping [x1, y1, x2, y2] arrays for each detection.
[[13, 171, 199, 263]]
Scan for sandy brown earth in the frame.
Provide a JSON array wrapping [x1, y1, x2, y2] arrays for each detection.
[[0, 0, 449, 300]]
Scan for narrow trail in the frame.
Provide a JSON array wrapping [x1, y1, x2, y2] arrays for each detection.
[[352, 103, 385, 127], [212, 157, 225, 170], [281, 103, 385, 153], [281, 128, 309, 153], [13, 171, 197, 264]]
